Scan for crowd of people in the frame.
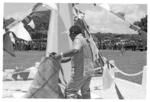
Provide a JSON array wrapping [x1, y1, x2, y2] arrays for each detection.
[[95, 40, 146, 51], [13, 39, 47, 51], [13, 38, 146, 52]]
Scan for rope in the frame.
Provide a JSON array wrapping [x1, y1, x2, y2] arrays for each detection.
[[107, 61, 144, 77], [60, 67, 67, 85], [111, 64, 144, 77], [30, 62, 58, 97], [115, 67, 143, 77]]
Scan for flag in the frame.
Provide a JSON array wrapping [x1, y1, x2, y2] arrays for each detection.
[[9, 22, 32, 41], [102, 64, 114, 90], [111, 11, 125, 20], [46, 4, 73, 83], [3, 32, 15, 57], [46, 3, 58, 55], [46, 4, 73, 56], [28, 20, 35, 29]]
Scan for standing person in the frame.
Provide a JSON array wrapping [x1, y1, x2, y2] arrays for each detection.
[[120, 42, 125, 55], [55, 25, 94, 99]]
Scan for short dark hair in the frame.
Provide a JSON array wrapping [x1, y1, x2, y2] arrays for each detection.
[[69, 25, 82, 35]]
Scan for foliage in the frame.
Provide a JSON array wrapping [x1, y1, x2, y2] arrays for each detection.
[[133, 15, 147, 33]]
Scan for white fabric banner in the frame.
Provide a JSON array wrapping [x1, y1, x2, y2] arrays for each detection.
[[9, 22, 32, 41], [9, 32, 15, 44], [103, 64, 114, 90]]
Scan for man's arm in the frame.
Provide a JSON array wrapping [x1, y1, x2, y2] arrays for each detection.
[[61, 57, 71, 63], [55, 38, 82, 60], [62, 49, 80, 57]]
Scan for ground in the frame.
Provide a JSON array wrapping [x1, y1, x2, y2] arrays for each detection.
[[101, 50, 146, 84], [3, 50, 147, 98]]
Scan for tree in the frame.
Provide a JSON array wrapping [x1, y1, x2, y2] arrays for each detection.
[[132, 15, 147, 41], [134, 15, 147, 33], [133, 15, 147, 50]]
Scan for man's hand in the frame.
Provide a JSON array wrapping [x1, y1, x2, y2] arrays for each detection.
[[48, 52, 62, 61], [54, 53, 62, 61]]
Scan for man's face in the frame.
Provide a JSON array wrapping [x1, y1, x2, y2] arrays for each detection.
[[69, 32, 76, 41]]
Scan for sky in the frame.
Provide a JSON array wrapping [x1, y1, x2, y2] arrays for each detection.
[[4, 3, 147, 34]]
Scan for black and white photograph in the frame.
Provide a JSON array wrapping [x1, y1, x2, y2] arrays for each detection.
[[2, 0, 148, 100]]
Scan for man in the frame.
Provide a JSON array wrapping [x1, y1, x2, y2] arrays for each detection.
[[55, 25, 94, 99]]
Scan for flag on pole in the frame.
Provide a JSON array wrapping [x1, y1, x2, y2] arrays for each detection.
[[45, 4, 73, 83], [46, 3, 73, 56], [9, 22, 32, 41], [3, 32, 15, 57], [46, 4, 58, 56]]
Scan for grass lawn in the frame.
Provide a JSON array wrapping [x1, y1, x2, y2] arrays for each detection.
[[101, 50, 147, 84], [3, 51, 45, 70], [3, 50, 147, 84]]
